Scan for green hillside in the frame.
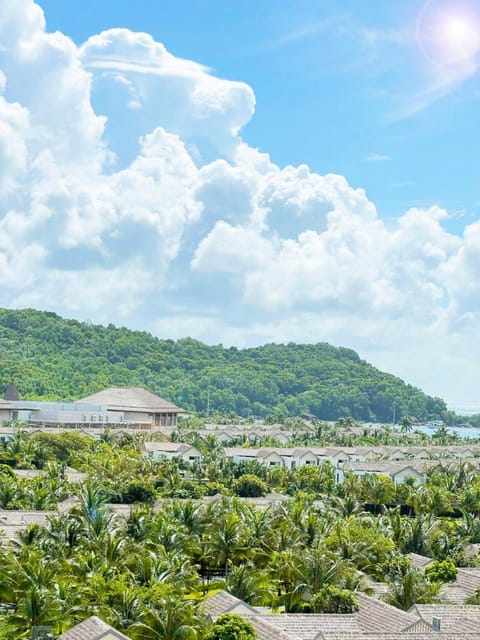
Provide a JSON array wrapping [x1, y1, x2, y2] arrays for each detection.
[[0, 308, 448, 422]]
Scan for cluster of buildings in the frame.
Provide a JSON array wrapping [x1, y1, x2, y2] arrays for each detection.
[[57, 585, 480, 640], [143, 441, 480, 485], [201, 587, 480, 640], [190, 421, 394, 444]]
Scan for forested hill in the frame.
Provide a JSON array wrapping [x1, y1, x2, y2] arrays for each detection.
[[0, 308, 448, 422]]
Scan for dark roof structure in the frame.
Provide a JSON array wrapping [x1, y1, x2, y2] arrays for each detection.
[[77, 387, 184, 413], [4, 383, 19, 401]]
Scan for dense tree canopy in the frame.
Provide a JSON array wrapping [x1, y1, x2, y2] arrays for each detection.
[[0, 429, 479, 637], [0, 308, 449, 422]]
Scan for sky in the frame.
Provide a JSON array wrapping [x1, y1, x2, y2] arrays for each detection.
[[1, 0, 480, 411]]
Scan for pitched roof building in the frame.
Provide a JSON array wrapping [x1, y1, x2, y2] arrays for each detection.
[[202, 591, 480, 640], [59, 616, 130, 639], [202, 590, 258, 619], [143, 441, 202, 462], [78, 387, 185, 429]]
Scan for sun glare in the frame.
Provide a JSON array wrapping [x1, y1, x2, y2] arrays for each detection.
[[441, 15, 480, 59], [417, 1, 480, 68]]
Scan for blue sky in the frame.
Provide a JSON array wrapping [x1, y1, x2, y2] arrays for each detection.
[[1, 0, 480, 410], [39, 0, 480, 227]]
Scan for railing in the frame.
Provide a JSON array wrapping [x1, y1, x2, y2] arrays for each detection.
[[19, 421, 156, 430]]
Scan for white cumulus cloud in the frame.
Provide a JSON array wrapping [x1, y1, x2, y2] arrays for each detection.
[[0, 0, 479, 406]]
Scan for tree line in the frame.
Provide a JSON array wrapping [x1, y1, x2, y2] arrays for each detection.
[[0, 308, 450, 422]]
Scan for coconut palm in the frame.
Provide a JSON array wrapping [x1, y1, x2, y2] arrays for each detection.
[[386, 569, 441, 610], [401, 514, 436, 555], [225, 564, 272, 604], [130, 596, 203, 640], [206, 511, 248, 576], [4, 585, 60, 638]]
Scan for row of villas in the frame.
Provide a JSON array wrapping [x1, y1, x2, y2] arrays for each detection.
[[191, 421, 396, 444], [143, 441, 480, 484]]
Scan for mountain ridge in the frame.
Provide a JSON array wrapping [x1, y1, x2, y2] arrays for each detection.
[[0, 307, 449, 422]]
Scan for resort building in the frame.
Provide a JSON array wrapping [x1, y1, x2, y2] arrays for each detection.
[[1, 386, 185, 430]]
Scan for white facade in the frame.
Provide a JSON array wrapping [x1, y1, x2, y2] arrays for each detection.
[[0, 410, 12, 423], [10, 400, 124, 426], [337, 461, 427, 485], [143, 442, 202, 463], [392, 467, 425, 485]]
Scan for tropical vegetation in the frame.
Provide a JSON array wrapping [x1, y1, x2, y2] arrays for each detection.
[[0, 308, 451, 422], [0, 429, 480, 637]]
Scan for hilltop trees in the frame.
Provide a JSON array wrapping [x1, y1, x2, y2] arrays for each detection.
[[0, 308, 449, 422]]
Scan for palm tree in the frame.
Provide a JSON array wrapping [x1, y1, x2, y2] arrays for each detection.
[[225, 564, 272, 604], [206, 511, 247, 576], [432, 425, 450, 445], [268, 548, 303, 611], [296, 543, 352, 598], [130, 596, 203, 640], [101, 586, 144, 632], [331, 495, 364, 518], [126, 548, 199, 593], [400, 417, 413, 434], [243, 506, 275, 565], [126, 506, 154, 542], [386, 569, 441, 610], [5, 585, 60, 637], [412, 485, 453, 516], [401, 514, 436, 555]]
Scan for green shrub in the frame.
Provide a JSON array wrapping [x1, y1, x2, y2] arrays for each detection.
[[205, 614, 256, 640], [311, 585, 359, 613], [232, 474, 268, 498], [0, 464, 15, 477], [120, 480, 156, 504], [425, 558, 458, 583]]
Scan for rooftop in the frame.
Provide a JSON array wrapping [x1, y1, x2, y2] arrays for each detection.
[[202, 590, 257, 619], [59, 615, 130, 639], [77, 387, 184, 413]]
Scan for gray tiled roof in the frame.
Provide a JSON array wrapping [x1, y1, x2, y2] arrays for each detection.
[[12, 468, 46, 479], [318, 634, 480, 640], [203, 590, 257, 619], [197, 572, 480, 640], [439, 568, 480, 603], [65, 467, 88, 483], [0, 510, 55, 526], [78, 387, 184, 413], [59, 616, 130, 639], [243, 615, 301, 640], [406, 553, 434, 570], [224, 447, 259, 457], [354, 593, 419, 633], [253, 613, 361, 639], [412, 604, 480, 633], [143, 441, 194, 453]]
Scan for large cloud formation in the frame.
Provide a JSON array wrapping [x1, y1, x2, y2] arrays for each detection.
[[0, 0, 479, 405]]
